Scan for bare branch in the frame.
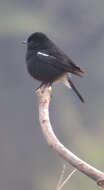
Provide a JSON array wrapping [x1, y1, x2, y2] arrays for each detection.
[[36, 86, 104, 188]]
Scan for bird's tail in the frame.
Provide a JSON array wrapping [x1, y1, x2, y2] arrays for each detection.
[[68, 77, 85, 103]]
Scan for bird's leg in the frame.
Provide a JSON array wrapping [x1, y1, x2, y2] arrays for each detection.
[[35, 82, 45, 95], [35, 82, 52, 96], [40, 82, 52, 93], [35, 82, 45, 92]]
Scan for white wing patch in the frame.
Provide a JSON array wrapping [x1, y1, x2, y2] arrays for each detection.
[[37, 51, 49, 57]]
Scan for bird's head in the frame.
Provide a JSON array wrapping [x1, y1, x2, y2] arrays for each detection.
[[26, 32, 51, 50]]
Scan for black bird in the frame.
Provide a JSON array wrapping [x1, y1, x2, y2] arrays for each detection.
[[24, 32, 85, 103]]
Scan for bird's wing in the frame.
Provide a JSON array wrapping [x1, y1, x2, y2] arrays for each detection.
[[37, 51, 56, 62], [37, 51, 65, 72], [37, 49, 84, 76]]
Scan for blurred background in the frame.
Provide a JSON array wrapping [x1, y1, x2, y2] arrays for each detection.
[[0, 0, 104, 189]]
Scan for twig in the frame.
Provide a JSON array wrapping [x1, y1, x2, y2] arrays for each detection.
[[56, 164, 66, 189], [36, 86, 104, 188], [57, 169, 77, 190]]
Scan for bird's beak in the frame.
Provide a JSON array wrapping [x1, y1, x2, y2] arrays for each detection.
[[22, 40, 26, 45]]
